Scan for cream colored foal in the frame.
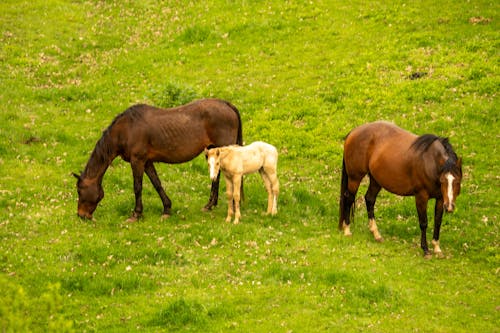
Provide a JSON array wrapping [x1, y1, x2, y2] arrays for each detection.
[[205, 141, 279, 224]]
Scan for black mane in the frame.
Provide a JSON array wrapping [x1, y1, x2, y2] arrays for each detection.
[[411, 134, 460, 173], [83, 105, 147, 178]]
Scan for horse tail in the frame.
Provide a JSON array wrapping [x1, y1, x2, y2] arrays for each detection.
[[225, 101, 243, 146], [224, 100, 244, 199], [339, 157, 354, 230]]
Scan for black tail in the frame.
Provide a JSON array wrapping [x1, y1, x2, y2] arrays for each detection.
[[222, 100, 243, 146], [339, 157, 354, 230], [225, 100, 244, 200]]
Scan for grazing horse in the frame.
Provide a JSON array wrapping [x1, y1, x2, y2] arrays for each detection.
[[74, 98, 243, 221], [205, 141, 279, 224], [339, 121, 462, 258]]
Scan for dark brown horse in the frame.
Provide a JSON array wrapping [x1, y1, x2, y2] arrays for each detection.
[[74, 98, 243, 221], [339, 121, 462, 258]]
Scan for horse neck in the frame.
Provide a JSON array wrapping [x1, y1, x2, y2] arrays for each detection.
[[424, 142, 451, 178], [82, 131, 117, 183], [217, 149, 235, 172]]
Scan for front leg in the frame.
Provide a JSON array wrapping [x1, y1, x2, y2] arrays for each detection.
[[432, 198, 445, 258], [145, 161, 172, 218], [415, 193, 430, 258], [128, 160, 145, 222]]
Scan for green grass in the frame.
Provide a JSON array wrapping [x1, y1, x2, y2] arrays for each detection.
[[0, 0, 498, 332]]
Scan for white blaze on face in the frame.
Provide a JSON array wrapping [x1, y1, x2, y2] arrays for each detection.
[[208, 155, 216, 180], [446, 173, 455, 205]]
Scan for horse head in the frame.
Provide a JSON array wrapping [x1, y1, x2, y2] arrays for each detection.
[[205, 148, 221, 181], [439, 157, 462, 212], [73, 173, 104, 219]]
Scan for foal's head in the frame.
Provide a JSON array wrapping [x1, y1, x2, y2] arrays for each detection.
[[205, 148, 221, 181], [440, 157, 462, 213], [73, 173, 104, 219]]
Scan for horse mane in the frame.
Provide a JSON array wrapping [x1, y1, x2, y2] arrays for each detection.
[[411, 134, 460, 173], [83, 105, 147, 178]]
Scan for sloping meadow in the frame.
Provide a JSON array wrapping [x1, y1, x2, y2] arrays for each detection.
[[0, 0, 498, 331]]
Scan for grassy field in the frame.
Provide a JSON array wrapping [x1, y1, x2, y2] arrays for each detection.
[[0, 0, 498, 331]]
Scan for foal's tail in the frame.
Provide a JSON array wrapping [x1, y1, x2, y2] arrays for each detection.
[[339, 157, 354, 230]]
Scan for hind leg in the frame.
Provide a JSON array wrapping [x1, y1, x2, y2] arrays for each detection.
[[259, 169, 277, 215], [224, 174, 234, 223], [232, 175, 243, 224], [267, 171, 279, 215], [365, 176, 383, 242], [341, 178, 362, 236]]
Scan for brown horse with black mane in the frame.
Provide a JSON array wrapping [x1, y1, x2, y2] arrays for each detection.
[[339, 121, 462, 258], [74, 98, 243, 221]]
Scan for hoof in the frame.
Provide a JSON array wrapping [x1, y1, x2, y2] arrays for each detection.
[[126, 212, 142, 223], [434, 251, 445, 259], [375, 237, 384, 243], [423, 252, 433, 260], [202, 203, 217, 212], [161, 214, 170, 220], [126, 216, 139, 223]]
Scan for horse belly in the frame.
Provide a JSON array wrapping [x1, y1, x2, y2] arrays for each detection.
[[370, 165, 415, 196], [370, 155, 415, 196], [148, 127, 208, 163]]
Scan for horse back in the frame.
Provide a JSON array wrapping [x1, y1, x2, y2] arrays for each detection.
[[344, 122, 419, 193], [110, 99, 242, 163], [221, 141, 277, 175]]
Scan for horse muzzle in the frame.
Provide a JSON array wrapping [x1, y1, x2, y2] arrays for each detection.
[[444, 203, 455, 213], [77, 210, 93, 220]]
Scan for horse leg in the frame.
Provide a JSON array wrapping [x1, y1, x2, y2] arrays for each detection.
[[203, 171, 220, 211], [224, 174, 234, 223], [415, 194, 431, 258], [341, 178, 361, 236], [268, 170, 279, 215], [432, 198, 445, 258], [129, 159, 145, 222], [144, 161, 172, 218], [365, 176, 383, 242], [232, 175, 242, 224], [259, 169, 274, 214]]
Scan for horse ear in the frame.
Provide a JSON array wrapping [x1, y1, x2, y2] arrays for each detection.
[[457, 157, 462, 173], [72, 172, 81, 180]]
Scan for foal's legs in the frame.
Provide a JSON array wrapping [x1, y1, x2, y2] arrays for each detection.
[[145, 161, 172, 218], [259, 168, 280, 215], [232, 175, 243, 224], [224, 174, 234, 223], [365, 176, 383, 242], [259, 169, 274, 214]]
